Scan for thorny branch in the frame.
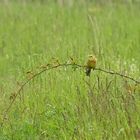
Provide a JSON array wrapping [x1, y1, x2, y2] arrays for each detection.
[[1, 63, 140, 126]]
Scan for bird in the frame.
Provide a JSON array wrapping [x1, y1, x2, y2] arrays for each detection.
[[85, 55, 97, 76]]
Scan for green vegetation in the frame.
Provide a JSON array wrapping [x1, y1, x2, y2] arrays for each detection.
[[0, 1, 140, 139]]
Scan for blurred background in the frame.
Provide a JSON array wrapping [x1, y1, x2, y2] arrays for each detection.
[[1, 0, 140, 5]]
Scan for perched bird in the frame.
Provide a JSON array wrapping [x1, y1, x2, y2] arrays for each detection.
[[86, 55, 97, 76]]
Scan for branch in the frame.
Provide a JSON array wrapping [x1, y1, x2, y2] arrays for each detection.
[[1, 63, 140, 126], [95, 68, 140, 84]]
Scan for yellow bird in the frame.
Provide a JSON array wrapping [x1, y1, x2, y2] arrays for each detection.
[[86, 55, 97, 76]]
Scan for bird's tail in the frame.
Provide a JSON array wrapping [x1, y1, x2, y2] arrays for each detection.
[[85, 67, 91, 76]]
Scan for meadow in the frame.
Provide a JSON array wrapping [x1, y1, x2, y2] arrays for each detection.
[[0, 1, 140, 140]]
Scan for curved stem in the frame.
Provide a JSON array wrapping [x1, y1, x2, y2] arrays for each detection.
[[1, 63, 140, 126]]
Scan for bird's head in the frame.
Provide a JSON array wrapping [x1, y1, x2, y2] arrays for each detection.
[[88, 55, 97, 63]]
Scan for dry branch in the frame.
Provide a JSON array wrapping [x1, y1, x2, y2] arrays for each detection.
[[1, 63, 140, 126]]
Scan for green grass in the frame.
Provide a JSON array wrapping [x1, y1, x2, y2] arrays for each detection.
[[0, 2, 140, 140]]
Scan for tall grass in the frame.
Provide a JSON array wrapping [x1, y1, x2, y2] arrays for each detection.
[[0, 1, 140, 139]]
